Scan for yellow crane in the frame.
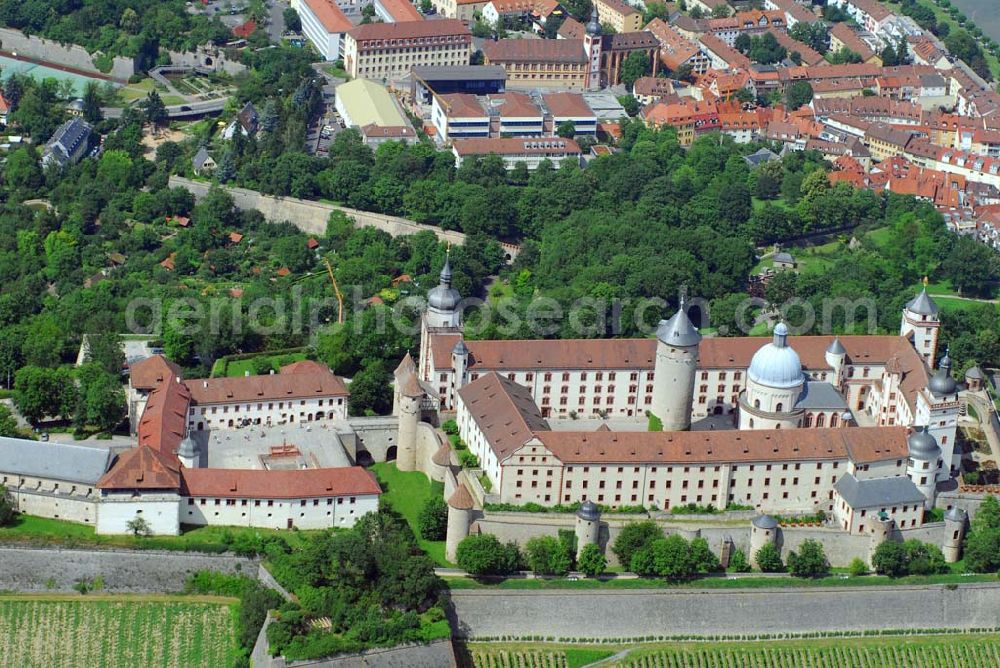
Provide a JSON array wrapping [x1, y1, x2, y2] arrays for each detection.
[[322, 257, 345, 324]]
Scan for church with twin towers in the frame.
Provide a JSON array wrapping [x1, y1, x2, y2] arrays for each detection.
[[395, 259, 967, 534]]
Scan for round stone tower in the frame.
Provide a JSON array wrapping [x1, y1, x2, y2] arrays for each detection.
[[574, 500, 601, 560], [749, 515, 778, 569], [906, 426, 941, 509], [393, 353, 422, 472], [651, 298, 702, 431], [869, 512, 894, 563], [445, 485, 474, 563], [943, 507, 968, 563]]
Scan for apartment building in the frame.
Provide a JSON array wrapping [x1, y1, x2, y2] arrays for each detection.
[[344, 19, 471, 81]]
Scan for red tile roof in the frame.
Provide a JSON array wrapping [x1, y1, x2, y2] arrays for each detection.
[[302, 0, 353, 34], [378, 0, 424, 22], [483, 38, 587, 64], [457, 372, 550, 461], [186, 363, 347, 405], [349, 18, 468, 42], [232, 19, 257, 39], [535, 426, 909, 465], [98, 444, 181, 490], [181, 466, 381, 499], [137, 376, 191, 456], [130, 355, 183, 391], [433, 334, 919, 375]]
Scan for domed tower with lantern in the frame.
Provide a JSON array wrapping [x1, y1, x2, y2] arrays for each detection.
[[739, 323, 806, 430]]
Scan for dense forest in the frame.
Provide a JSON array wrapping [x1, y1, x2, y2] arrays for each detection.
[[0, 42, 998, 429]]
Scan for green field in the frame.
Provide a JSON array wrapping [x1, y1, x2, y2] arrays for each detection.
[[371, 461, 449, 565], [0, 513, 313, 551], [468, 634, 1000, 667], [0, 595, 238, 668]]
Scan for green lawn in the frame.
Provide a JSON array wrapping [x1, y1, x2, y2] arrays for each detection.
[[371, 462, 449, 566], [0, 514, 313, 551], [0, 595, 238, 667]]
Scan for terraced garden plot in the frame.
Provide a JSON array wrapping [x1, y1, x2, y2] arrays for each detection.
[[0, 595, 238, 668]]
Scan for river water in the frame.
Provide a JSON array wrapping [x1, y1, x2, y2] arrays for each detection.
[[950, 0, 1000, 43]]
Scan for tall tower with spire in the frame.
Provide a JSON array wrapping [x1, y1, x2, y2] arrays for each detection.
[[651, 297, 702, 431], [900, 283, 941, 368], [419, 255, 463, 381], [583, 6, 603, 91]]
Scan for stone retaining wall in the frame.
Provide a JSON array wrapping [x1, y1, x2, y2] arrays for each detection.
[[169, 177, 468, 248], [450, 583, 1000, 639], [0, 28, 135, 80], [0, 545, 254, 593]]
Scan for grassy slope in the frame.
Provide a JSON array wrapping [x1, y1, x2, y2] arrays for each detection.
[[0, 514, 313, 550], [444, 567, 995, 590], [371, 462, 449, 566]]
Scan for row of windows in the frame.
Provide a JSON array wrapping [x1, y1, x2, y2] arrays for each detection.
[[187, 497, 358, 507], [191, 398, 342, 415], [2, 477, 93, 496]]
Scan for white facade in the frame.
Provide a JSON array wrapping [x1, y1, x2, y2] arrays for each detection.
[[4, 478, 99, 525], [96, 494, 182, 536], [431, 96, 489, 143], [181, 493, 378, 530], [187, 395, 346, 432], [299, 0, 346, 61], [833, 490, 924, 535]]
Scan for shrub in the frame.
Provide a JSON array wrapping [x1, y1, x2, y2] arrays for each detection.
[[456, 534, 521, 575], [690, 537, 722, 573], [728, 549, 750, 573], [578, 543, 607, 577], [612, 521, 662, 569], [903, 540, 948, 575], [525, 535, 572, 576], [787, 539, 829, 578], [631, 535, 696, 580], [872, 540, 908, 577], [754, 542, 784, 573], [185, 571, 256, 597], [417, 495, 448, 541], [0, 485, 15, 526], [441, 419, 459, 435], [848, 557, 868, 577]]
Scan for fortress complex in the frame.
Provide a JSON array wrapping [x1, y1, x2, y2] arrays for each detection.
[[399, 261, 965, 536]]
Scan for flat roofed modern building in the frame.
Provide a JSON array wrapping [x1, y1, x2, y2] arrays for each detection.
[[433, 93, 489, 142], [451, 137, 582, 170], [542, 91, 598, 135], [344, 19, 472, 81], [410, 65, 507, 105]]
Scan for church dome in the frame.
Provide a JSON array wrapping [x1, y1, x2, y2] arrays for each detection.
[[907, 426, 940, 460], [747, 323, 804, 389], [427, 258, 461, 311]]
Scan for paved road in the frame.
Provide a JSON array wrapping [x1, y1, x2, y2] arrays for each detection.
[[267, 0, 288, 42]]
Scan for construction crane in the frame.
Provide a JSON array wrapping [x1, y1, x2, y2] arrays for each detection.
[[322, 257, 345, 324]]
